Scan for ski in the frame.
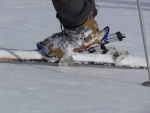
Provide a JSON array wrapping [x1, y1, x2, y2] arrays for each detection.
[[0, 29, 148, 69], [0, 48, 148, 69]]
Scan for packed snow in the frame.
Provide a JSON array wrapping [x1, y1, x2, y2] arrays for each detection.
[[0, 0, 150, 113]]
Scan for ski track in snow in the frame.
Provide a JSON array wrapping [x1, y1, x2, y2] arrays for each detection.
[[0, 0, 150, 113]]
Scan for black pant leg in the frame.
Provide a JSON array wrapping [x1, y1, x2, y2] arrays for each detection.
[[87, 0, 98, 18], [52, 0, 96, 28]]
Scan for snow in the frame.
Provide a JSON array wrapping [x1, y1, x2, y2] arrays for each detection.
[[0, 0, 150, 113]]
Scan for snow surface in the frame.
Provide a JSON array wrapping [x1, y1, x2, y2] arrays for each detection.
[[0, 0, 150, 113]]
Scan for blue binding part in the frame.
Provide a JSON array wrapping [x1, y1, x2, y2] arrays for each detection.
[[36, 42, 51, 57], [36, 42, 43, 50], [101, 26, 110, 43]]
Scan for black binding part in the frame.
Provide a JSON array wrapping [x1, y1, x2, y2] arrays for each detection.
[[101, 44, 108, 54], [116, 32, 126, 41], [142, 81, 150, 87]]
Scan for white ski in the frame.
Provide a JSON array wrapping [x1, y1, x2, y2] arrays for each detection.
[[0, 49, 148, 69]]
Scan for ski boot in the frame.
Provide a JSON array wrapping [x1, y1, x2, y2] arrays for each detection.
[[36, 16, 108, 66]]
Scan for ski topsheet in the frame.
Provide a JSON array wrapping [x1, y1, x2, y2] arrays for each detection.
[[0, 49, 148, 69]]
